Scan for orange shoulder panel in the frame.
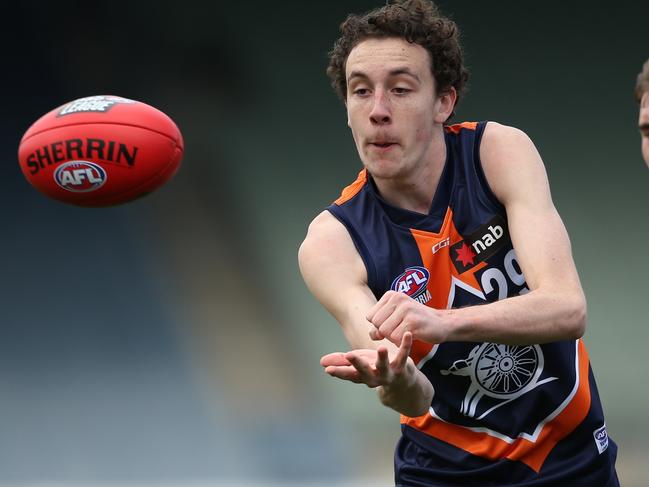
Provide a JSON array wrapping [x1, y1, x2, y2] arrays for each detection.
[[445, 121, 478, 134], [333, 168, 368, 205]]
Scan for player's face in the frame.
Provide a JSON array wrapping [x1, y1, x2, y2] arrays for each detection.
[[639, 92, 649, 168], [345, 37, 451, 180]]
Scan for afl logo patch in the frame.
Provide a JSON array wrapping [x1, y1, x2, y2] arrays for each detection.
[[54, 161, 107, 192], [593, 425, 609, 454], [391, 266, 430, 298]]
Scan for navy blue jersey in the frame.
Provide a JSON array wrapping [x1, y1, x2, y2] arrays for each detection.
[[327, 122, 618, 486]]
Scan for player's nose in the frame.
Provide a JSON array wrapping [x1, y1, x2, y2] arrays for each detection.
[[369, 90, 391, 125]]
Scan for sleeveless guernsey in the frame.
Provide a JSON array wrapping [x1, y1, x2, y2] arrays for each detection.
[[327, 121, 618, 486]]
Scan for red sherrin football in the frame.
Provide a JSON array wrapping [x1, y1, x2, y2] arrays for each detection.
[[18, 95, 184, 206]]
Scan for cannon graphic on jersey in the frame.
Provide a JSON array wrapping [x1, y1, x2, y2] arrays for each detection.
[[441, 343, 558, 419]]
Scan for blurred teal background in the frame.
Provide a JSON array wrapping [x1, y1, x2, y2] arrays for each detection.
[[1, 1, 647, 485]]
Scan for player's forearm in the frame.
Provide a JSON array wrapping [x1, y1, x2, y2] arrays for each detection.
[[341, 308, 399, 352], [443, 288, 586, 345], [342, 323, 380, 350], [377, 368, 433, 417]]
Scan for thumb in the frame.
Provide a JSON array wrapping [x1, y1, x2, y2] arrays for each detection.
[[369, 327, 383, 341]]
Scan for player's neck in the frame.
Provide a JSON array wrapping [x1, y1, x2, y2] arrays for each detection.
[[372, 132, 447, 215]]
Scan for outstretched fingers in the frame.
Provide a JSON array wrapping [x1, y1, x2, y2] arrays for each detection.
[[320, 352, 351, 367], [345, 352, 379, 387], [321, 352, 361, 381], [320, 338, 413, 388], [391, 331, 413, 372], [374, 346, 390, 379]]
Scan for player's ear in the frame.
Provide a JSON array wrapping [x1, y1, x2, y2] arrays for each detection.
[[345, 101, 351, 127], [434, 87, 457, 124]]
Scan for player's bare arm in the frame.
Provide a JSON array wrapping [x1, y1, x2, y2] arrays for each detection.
[[369, 122, 587, 346], [299, 211, 433, 416]]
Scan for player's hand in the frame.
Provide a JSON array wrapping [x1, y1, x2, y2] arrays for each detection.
[[320, 332, 415, 389], [366, 290, 449, 345]]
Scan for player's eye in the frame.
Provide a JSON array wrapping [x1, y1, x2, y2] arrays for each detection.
[[393, 87, 411, 95]]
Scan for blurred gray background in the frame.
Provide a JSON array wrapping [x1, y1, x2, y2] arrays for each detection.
[[1, 1, 647, 485]]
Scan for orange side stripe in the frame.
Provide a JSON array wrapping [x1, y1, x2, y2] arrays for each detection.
[[334, 168, 367, 205], [403, 340, 592, 473], [508, 339, 591, 471]]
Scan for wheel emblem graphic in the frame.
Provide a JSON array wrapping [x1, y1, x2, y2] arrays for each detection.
[[473, 343, 539, 397], [441, 343, 556, 419]]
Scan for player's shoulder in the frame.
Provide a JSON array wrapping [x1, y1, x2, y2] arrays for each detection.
[[479, 122, 549, 205], [480, 121, 542, 168], [481, 121, 534, 149], [299, 210, 354, 265], [303, 210, 346, 243], [298, 210, 368, 294]]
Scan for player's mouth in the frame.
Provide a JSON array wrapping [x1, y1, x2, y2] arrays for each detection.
[[368, 141, 398, 151]]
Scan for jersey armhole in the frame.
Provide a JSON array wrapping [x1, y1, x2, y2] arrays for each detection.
[[473, 121, 507, 214], [326, 207, 379, 297]]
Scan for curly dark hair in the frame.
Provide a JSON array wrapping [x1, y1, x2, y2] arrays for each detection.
[[635, 58, 649, 103], [326, 0, 468, 117]]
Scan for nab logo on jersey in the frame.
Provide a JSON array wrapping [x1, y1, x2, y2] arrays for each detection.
[[54, 161, 107, 192], [391, 267, 432, 304], [451, 215, 510, 274]]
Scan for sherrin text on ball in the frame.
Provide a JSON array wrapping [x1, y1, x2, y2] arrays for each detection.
[[18, 95, 184, 206]]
